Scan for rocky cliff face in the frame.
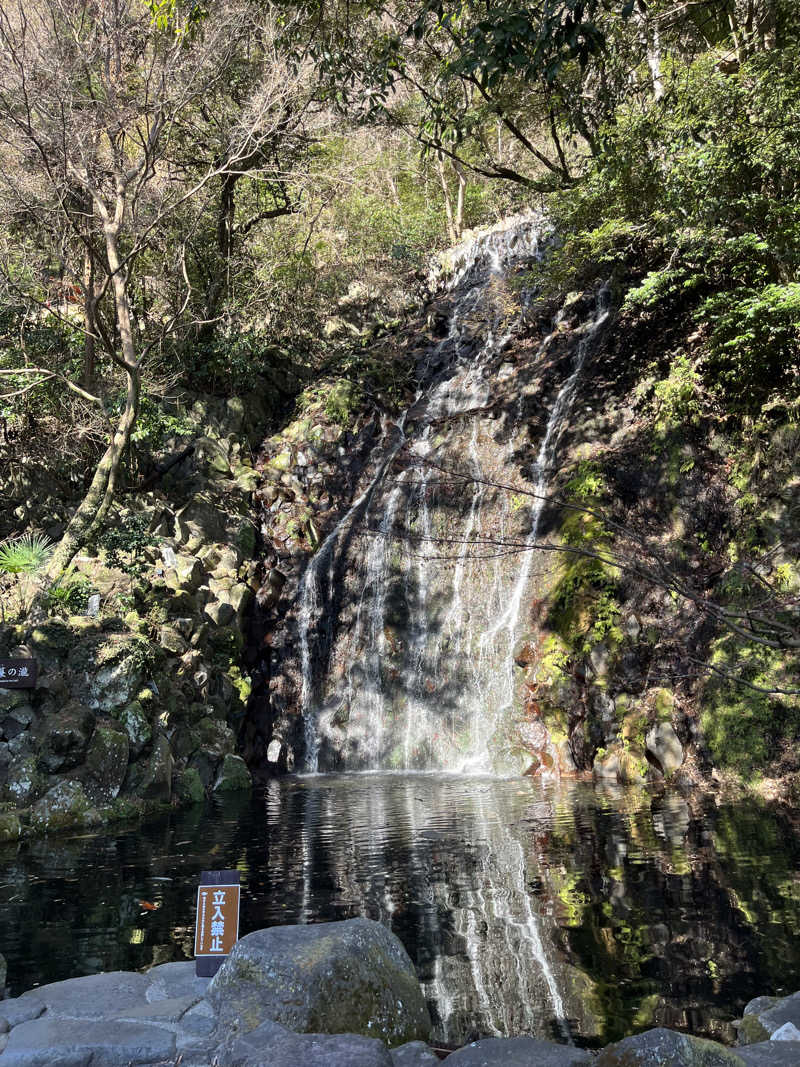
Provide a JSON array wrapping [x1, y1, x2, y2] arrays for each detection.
[[0, 383, 291, 838], [249, 214, 800, 794]]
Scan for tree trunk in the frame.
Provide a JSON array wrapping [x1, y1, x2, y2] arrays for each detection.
[[436, 152, 457, 244], [46, 219, 140, 580], [635, 3, 665, 101], [203, 171, 238, 333], [82, 243, 97, 390], [453, 161, 466, 240], [45, 367, 139, 579]]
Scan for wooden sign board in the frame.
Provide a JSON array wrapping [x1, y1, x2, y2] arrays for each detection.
[[0, 659, 37, 688], [194, 869, 241, 977]]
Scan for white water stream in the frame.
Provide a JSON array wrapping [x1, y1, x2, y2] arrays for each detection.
[[296, 215, 608, 776]]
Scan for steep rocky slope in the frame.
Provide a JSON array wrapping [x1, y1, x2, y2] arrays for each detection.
[[247, 215, 799, 795]]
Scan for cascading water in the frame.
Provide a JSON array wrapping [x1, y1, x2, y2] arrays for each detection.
[[295, 214, 608, 775]]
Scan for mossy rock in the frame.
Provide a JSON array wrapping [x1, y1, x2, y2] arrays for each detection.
[[735, 1014, 770, 1046], [196, 716, 236, 756], [176, 766, 206, 804], [0, 689, 30, 714], [213, 753, 252, 793], [83, 724, 130, 803], [652, 687, 676, 721], [620, 706, 648, 748], [596, 1028, 745, 1065], [137, 735, 174, 803], [2, 755, 45, 807], [29, 780, 92, 833], [0, 810, 22, 842], [113, 700, 152, 757], [619, 745, 649, 784], [207, 918, 430, 1047], [269, 450, 293, 473], [34, 702, 96, 774]]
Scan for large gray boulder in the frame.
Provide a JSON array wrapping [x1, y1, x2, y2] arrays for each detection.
[[207, 918, 431, 1047], [219, 1018, 393, 1067], [595, 1028, 746, 1065], [82, 724, 130, 803], [0, 1000, 44, 1030], [446, 1036, 592, 1066], [737, 992, 800, 1046]]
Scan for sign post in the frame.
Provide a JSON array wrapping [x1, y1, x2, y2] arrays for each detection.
[[194, 869, 240, 977], [0, 659, 37, 688]]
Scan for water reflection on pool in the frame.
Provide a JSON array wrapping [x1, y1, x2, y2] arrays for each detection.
[[2, 775, 800, 1048]]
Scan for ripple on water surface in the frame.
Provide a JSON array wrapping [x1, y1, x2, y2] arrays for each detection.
[[2, 774, 800, 1049]]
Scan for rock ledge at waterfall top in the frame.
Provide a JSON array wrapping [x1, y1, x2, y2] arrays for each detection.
[[1, 919, 798, 1066]]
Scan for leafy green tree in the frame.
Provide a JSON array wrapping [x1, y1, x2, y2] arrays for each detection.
[[0, 0, 305, 578]]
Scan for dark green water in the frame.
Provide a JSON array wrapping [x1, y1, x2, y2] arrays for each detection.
[[2, 774, 800, 1049]]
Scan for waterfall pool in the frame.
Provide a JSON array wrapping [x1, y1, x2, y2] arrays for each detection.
[[2, 774, 799, 1048]]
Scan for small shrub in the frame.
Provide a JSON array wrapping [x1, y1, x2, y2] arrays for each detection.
[[97, 513, 154, 575], [0, 533, 54, 575], [46, 576, 93, 617], [651, 355, 703, 435]]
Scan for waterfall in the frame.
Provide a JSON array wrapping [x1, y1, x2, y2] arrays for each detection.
[[296, 417, 406, 772], [295, 215, 608, 774], [470, 288, 611, 768]]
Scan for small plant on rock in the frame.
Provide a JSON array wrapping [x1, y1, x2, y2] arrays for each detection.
[[0, 533, 54, 574], [45, 576, 93, 617], [0, 532, 55, 623]]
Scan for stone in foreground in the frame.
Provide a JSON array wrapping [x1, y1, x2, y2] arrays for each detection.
[[738, 992, 800, 1046], [0, 1016, 175, 1066], [391, 1040, 441, 1065], [445, 1036, 592, 1066], [144, 960, 210, 1003], [737, 1043, 800, 1066], [596, 1028, 747, 1065], [16, 971, 151, 1020], [218, 1018, 393, 1066], [207, 917, 431, 1047]]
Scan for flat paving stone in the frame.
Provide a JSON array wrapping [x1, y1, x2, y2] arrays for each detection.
[[114, 994, 201, 1027], [0, 1015, 176, 1066], [176, 998, 218, 1038], [144, 961, 210, 1004], [0, 1001, 45, 1031], [219, 1018, 393, 1067], [17, 971, 150, 1021], [445, 1036, 592, 1066]]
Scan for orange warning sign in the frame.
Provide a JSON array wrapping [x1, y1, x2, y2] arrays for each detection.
[[194, 876, 240, 960]]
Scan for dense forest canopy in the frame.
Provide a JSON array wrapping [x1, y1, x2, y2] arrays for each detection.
[[0, 0, 797, 574]]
